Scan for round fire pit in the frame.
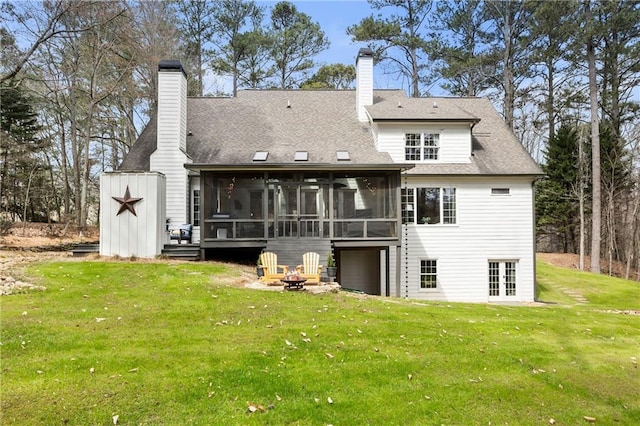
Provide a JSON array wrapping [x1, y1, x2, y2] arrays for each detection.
[[281, 277, 307, 291]]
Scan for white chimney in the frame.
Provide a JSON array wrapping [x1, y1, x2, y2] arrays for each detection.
[[155, 60, 187, 153], [150, 60, 190, 227], [356, 48, 374, 122]]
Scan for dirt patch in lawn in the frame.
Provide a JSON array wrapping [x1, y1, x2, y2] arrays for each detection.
[[0, 222, 98, 251]]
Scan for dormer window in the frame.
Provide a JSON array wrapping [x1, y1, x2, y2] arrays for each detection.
[[405, 132, 440, 161]]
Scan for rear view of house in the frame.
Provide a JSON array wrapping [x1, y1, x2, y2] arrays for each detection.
[[101, 48, 542, 303]]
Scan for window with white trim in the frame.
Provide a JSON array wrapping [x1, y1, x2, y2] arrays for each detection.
[[405, 132, 440, 161], [491, 188, 510, 195], [402, 187, 456, 224], [420, 259, 438, 289], [401, 188, 414, 224], [193, 189, 200, 226]]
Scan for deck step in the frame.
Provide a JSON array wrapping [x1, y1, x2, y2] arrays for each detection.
[[71, 243, 99, 257], [161, 244, 200, 261]]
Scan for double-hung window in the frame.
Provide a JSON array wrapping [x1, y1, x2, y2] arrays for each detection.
[[405, 133, 440, 161], [402, 187, 456, 225], [420, 259, 438, 289]]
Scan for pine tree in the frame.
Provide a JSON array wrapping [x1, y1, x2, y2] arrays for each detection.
[[537, 124, 581, 252], [0, 81, 46, 220]]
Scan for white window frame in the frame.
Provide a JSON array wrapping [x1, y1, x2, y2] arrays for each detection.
[[402, 187, 456, 225], [419, 259, 438, 290], [405, 132, 440, 161], [488, 260, 518, 299], [491, 188, 511, 196], [401, 188, 414, 224], [192, 189, 200, 226]]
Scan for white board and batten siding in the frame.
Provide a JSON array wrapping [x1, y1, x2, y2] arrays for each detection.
[[151, 69, 190, 226], [375, 123, 472, 163], [395, 176, 536, 302], [100, 172, 166, 258]]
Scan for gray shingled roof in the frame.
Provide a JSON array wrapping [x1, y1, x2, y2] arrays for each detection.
[[367, 91, 480, 122], [120, 89, 542, 176]]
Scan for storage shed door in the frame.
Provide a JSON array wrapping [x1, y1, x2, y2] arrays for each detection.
[[339, 249, 381, 295]]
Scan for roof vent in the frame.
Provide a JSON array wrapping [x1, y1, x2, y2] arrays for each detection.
[[294, 151, 308, 161], [287, 100, 291, 108], [253, 151, 268, 161], [398, 102, 402, 108], [433, 101, 438, 108], [336, 151, 351, 161]]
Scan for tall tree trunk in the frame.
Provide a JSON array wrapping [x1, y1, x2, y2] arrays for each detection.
[[44, 151, 61, 221], [624, 172, 639, 280], [587, 5, 601, 273], [70, 82, 82, 227], [410, 48, 419, 98], [546, 57, 555, 143], [56, 111, 71, 222], [80, 102, 96, 229], [502, 5, 514, 130], [578, 127, 587, 270]]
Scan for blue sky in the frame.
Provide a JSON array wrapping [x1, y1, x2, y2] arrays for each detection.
[[209, 0, 401, 93], [255, 0, 407, 90], [290, 0, 374, 66]]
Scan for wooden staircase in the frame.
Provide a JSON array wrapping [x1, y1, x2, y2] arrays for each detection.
[[161, 243, 200, 261]]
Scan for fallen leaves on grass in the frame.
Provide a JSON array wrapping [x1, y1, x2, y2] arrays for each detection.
[[247, 403, 266, 413]]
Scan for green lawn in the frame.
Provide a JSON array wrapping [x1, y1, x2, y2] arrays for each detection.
[[1, 259, 638, 425]]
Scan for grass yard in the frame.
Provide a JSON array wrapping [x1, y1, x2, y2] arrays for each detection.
[[1, 259, 638, 425]]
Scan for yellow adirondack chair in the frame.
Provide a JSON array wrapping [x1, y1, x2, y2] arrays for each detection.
[[259, 252, 288, 284], [296, 252, 322, 284]]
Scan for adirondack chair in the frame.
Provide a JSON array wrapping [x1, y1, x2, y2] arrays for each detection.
[[296, 252, 322, 284], [259, 252, 288, 284]]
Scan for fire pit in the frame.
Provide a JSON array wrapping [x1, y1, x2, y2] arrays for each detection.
[[281, 272, 307, 290]]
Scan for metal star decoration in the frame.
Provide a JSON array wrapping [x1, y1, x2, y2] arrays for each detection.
[[112, 185, 143, 216]]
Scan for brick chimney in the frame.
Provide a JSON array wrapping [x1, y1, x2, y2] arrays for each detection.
[[356, 48, 374, 122]]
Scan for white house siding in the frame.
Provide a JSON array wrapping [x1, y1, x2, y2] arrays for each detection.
[[100, 172, 166, 258], [395, 176, 536, 302], [156, 72, 187, 152], [151, 69, 190, 226], [375, 123, 472, 164], [356, 54, 373, 122], [150, 150, 189, 226]]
